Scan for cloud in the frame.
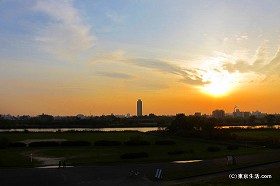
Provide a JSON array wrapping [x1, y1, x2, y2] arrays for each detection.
[[223, 37, 229, 42], [264, 48, 280, 74], [253, 45, 267, 69], [91, 44, 280, 88], [125, 58, 206, 85], [96, 71, 134, 79], [127, 58, 182, 75], [91, 51, 207, 86], [236, 34, 248, 41], [219, 44, 280, 84], [136, 82, 169, 91], [34, 0, 94, 61], [91, 50, 126, 64], [222, 44, 269, 73], [223, 60, 251, 73], [106, 10, 125, 23]]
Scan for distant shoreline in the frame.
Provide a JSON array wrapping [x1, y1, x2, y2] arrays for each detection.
[[0, 126, 162, 133]]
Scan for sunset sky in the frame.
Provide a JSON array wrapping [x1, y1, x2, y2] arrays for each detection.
[[1, 0, 280, 116]]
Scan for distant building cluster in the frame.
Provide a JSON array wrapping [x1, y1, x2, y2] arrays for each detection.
[[0, 100, 277, 120], [233, 107, 250, 118], [210, 106, 267, 119]]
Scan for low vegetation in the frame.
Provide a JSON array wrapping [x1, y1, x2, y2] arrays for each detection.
[[227, 145, 239, 150], [60, 141, 91, 147], [29, 141, 60, 147], [167, 150, 194, 155], [0, 130, 278, 167], [207, 146, 221, 152], [9, 142, 26, 147], [94, 140, 121, 146], [120, 152, 149, 159], [124, 135, 151, 146], [155, 140, 176, 145]]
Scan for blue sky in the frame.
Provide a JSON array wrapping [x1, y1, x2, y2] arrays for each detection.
[[1, 0, 280, 115]]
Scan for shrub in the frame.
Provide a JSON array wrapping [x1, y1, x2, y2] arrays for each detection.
[[168, 150, 194, 155], [29, 141, 60, 147], [124, 140, 150, 146], [227, 145, 239, 150], [155, 140, 176, 145], [120, 152, 149, 159], [60, 141, 91, 147], [129, 135, 142, 141], [94, 140, 121, 146], [207, 146, 221, 152], [0, 138, 10, 149], [9, 142, 26, 147]]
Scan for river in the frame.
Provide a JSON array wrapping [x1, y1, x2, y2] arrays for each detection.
[[0, 125, 279, 133], [0, 127, 161, 133]]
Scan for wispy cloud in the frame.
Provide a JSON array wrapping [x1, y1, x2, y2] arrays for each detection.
[[106, 10, 125, 23], [235, 33, 249, 41], [220, 44, 280, 83], [264, 48, 280, 74], [96, 71, 134, 79], [91, 50, 126, 64], [91, 42, 280, 88], [125, 58, 206, 85], [91, 50, 207, 86], [237, 35, 248, 41], [127, 44, 280, 86], [34, 0, 94, 61]]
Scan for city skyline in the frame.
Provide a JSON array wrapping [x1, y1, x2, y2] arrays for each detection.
[[0, 103, 276, 117], [1, 0, 280, 116]]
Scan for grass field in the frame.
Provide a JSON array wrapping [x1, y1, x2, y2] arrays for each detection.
[[0, 131, 276, 168], [233, 129, 280, 140]]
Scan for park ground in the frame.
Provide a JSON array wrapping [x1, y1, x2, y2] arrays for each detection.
[[0, 129, 279, 185]]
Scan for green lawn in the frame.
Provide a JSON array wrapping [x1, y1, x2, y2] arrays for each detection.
[[0, 131, 145, 142], [233, 130, 280, 140], [0, 131, 275, 167]]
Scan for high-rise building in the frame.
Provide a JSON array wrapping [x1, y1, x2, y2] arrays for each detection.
[[212, 109, 225, 118], [137, 99, 142, 117]]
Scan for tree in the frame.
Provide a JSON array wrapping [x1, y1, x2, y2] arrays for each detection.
[[265, 114, 276, 127], [249, 115, 257, 126]]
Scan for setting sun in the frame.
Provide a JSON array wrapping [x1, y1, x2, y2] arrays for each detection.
[[203, 81, 232, 96], [201, 69, 236, 96]]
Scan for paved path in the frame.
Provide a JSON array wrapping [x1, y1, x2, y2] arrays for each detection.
[[164, 161, 280, 185], [1, 161, 280, 186]]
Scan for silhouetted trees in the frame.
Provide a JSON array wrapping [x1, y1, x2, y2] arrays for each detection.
[[265, 114, 276, 127], [168, 114, 230, 139], [0, 113, 280, 129]]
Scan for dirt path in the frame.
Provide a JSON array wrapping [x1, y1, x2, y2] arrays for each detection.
[[21, 139, 67, 145], [20, 139, 67, 165], [21, 150, 65, 165]]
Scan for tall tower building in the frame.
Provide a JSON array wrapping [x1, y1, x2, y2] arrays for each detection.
[[137, 99, 142, 117]]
